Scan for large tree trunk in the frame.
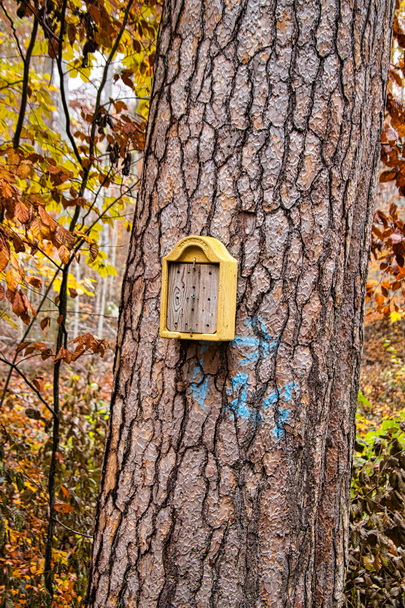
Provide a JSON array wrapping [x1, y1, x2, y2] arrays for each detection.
[[87, 1, 394, 606]]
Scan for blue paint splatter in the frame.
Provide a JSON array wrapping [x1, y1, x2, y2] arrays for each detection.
[[282, 381, 295, 403], [273, 408, 290, 439], [227, 317, 298, 437], [190, 365, 209, 410], [231, 317, 276, 366], [228, 373, 250, 418], [263, 381, 296, 409], [197, 341, 214, 355], [263, 381, 296, 439]]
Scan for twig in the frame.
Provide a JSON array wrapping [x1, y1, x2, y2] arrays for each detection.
[[0, 2, 25, 59], [0, 80, 24, 92], [54, 517, 93, 539]]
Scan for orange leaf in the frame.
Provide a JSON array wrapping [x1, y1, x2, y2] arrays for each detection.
[[0, 236, 10, 271], [16, 163, 31, 179], [54, 503, 74, 514], [60, 486, 70, 498], [38, 206, 56, 229], [58, 245, 70, 265]]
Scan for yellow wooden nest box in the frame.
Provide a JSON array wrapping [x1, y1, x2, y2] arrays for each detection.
[[160, 236, 238, 341]]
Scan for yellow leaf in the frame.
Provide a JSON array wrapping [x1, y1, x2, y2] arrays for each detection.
[[390, 310, 402, 323], [5, 266, 20, 292]]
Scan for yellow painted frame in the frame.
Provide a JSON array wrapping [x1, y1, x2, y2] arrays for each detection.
[[160, 236, 238, 341]]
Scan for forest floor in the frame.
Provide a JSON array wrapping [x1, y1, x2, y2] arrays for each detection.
[[359, 316, 405, 431]]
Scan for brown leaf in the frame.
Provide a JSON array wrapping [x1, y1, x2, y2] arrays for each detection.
[[0, 283, 4, 301], [38, 206, 56, 229], [28, 276, 42, 289], [16, 341, 31, 354], [12, 290, 27, 318], [68, 23, 76, 45], [15, 201, 30, 223], [380, 169, 397, 183], [69, 288, 78, 298], [25, 407, 42, 420], [40, 316, 50, 330], [13, 234, 25, 253], [32, 375, 45, 392], [74, 197, 87, 206], [54, 225, 75, 248], [89, 242, 98, 262], [54, 347, 72, 363], [0, 235, 10, 272], [58, 245, 70, 265], [48, 38, 58, 59], [33, 341, 47, 351]]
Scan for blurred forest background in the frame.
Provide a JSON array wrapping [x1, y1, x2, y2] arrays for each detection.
[[1, 0, 405, 606]]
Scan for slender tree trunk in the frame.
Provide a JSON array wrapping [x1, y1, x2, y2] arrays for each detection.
[[88, 1, 394, 607], [97, 225, 109, 339], [73, 259, 80, 340]]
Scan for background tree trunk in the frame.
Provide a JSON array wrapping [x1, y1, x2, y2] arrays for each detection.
[[88, 1, 395, 606]]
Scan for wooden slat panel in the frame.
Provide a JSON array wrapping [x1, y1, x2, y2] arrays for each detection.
[[167, 263, 219, 334]]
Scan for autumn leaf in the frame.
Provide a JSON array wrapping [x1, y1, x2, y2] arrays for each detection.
[[5, 266, 21, 292], [54, 503, 74, 514], [0, 234, 10, 271], [40, 316, 51, 330], [89, 243, 98, 261], [11, 290, 33, 324], [58, 245, 70, 265], [32, 376, 45, 392], [54, 347, 72, 363], [15, 341, 31, 354], [28, 276, 42, 289]]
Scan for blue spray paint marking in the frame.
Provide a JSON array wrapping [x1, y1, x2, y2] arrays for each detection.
[[231, 336, 262, 365], [227, 316, 298, 439], [273, 408, 290, 439], [190, 365, 209, 410], [263, 381, 296, 409], [228, 373, 250, 418], [231, 317, 276, 365], [245, 317, 275, 356], [263, 381, 296, 439], [189, 343, 217, 409], [197, 341, 214, 355]]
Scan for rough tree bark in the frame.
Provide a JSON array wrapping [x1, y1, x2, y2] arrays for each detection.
[[87, 0, 394, 606]]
